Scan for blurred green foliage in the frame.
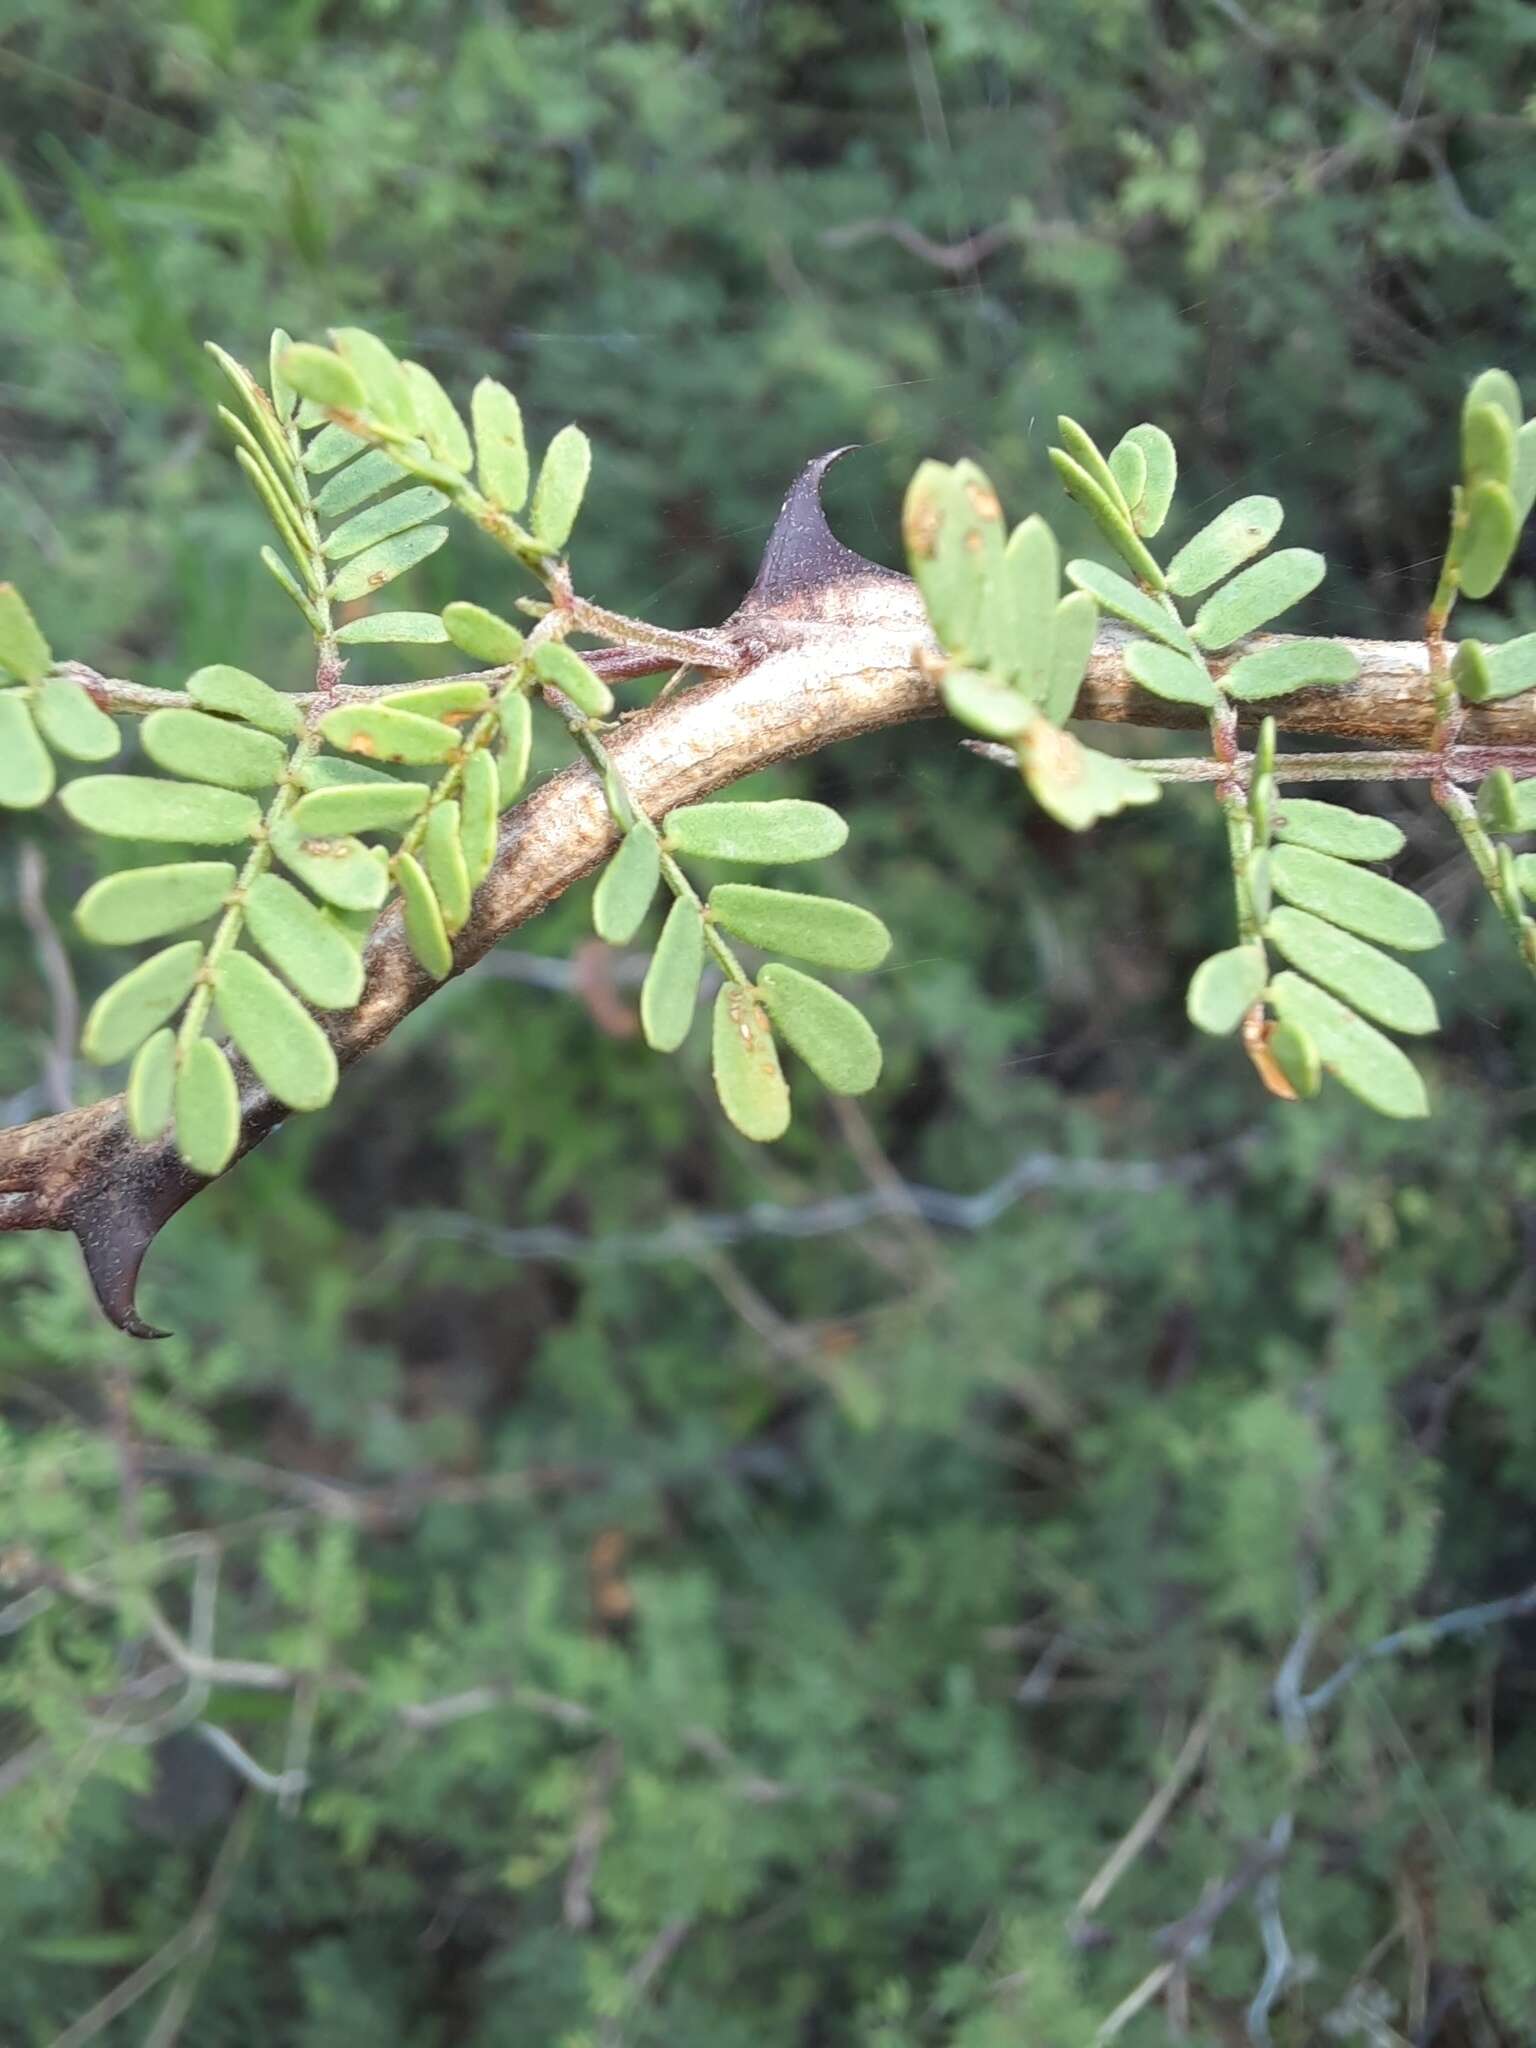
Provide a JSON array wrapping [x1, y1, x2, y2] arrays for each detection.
[[4, 1, 1536, 2041]]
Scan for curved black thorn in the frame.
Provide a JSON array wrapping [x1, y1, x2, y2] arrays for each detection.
[[739, 447, 905, 617], [67, 1144, 206, 1341]]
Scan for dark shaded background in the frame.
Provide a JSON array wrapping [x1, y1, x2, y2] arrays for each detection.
[[4, 3, 1536, 2041]]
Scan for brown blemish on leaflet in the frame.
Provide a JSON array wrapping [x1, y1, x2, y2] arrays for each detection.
[[964, 482, 1001, 522]]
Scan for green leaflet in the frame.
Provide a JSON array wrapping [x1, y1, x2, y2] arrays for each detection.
[[459, 749, 499, 885], [297, 755, 399, 791], [126, 1027, 176, 1142], [1055, 417, 1131, 516], [396, 850, 452, 979], [270, 818, 390, 911], [712, 984, 789, 1142], [442, 600, 525, 665], [334, 611, 450, 646], [1267, 1016, 1321, 1099], [281, 343, 365, 413], [942, 669, 1034, 739], [1461, 402, 1514, 488], [497, 690, 533, 807], [530, 423, 592, 549], [1453, 480, 1518, 600], [31, 678, 119, 761], [187, 664, 301, 736], [1111, 424, 1176, 536], [1190, 549, 1325, 650], [758, 963, 881, 1095], [902, 459, 1005, 658], [328, 525, 448, 603], [1049, 444, 1165, 588], [1165, 496, 1282, 597], [1186, 945, 1266, 1036], [142, 709, 287, 791], [174, 1036, 240, 1176], [244, 873, 366, 1009], [1222, 640, 1360, 700], [1514, 420, 1536, 526], [313, 447, 401, 519], [1270, 844, 1442, 952], [1125, 642, 1215, 707], [641, 899, 705, 1053], [989, 515, 1057, 694], [0, 582, 54, 682], [1271, 798, 1404, 862], [82, 939, 204, 1065], [1476, 773, 1536, 833], [401, 360, 471, 471], [1516, 853, 1536, 903], [61, 775, 261, 844], [268, 328, 296, 422], [423, 799, 472, 934], [214, 949, 338, 1112], [664, 799, 849, 865], [301, 421, 368, 475], [1265, 907, 1438, 1036], [593, 821, 661, 944], [331, 327, 415, 431], [531, 642, 613, 717], [0, 693, 55, 808], [709, 884, 891, 971], [319, 704, 461, 765], [471, 378, 529, 513], [1018, 722, 1160, 832], [1042, 590, 1098, 724], [1107, 437, 1145, 522], [1465, 367, 1521, 430], [1269, 971, 1429, 1119], [1452, 633, 1536, 705], [323, 485, 449, 562], [378, 680, 491, 723], [75, 861, 235, 944], [260, 544, 323, 629], [1064, 561, 1195, 654]]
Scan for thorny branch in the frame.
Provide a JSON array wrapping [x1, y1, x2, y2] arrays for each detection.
[[3, 453, 1533, 1337]]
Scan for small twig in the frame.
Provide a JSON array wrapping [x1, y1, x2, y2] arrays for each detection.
[[43, 1800, 257, 2048], [1300, 1581, 1536, 1717], [1074, 1707, 1216, 1925]]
